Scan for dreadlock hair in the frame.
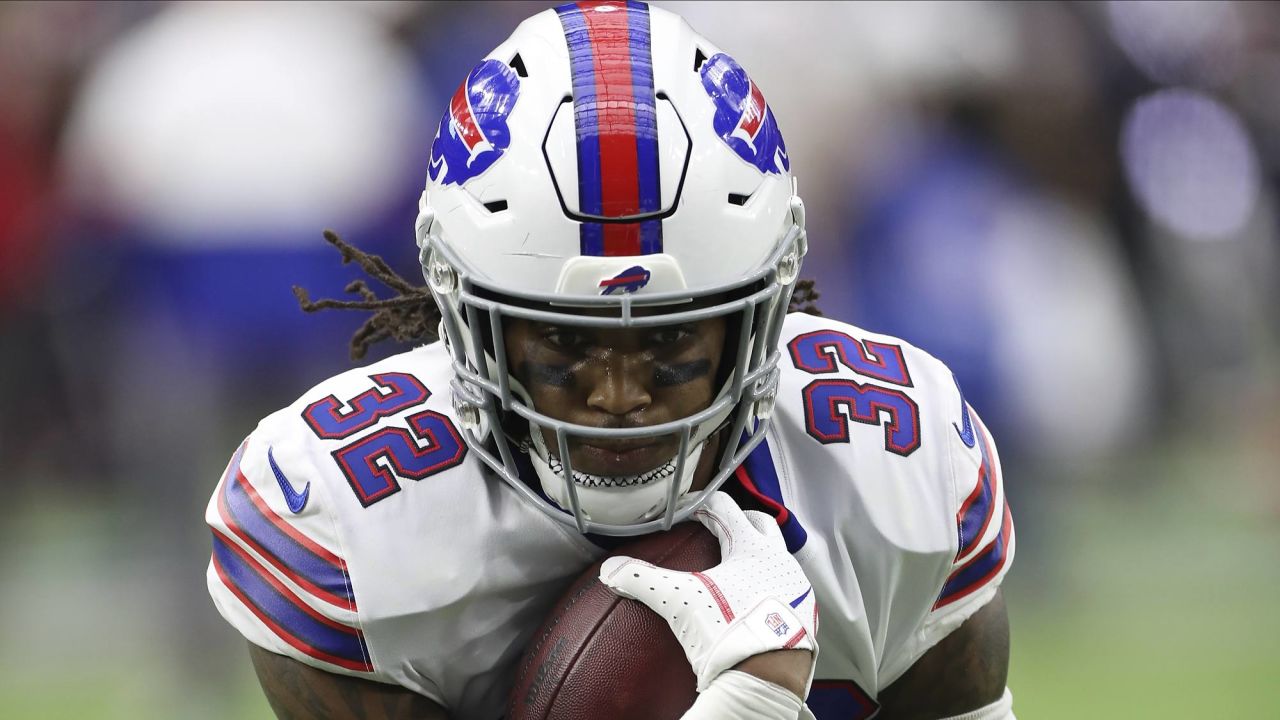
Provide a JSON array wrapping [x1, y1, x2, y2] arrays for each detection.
[[296, 230, 824, 361], [293, 230, 441, 360], [789, 278, 822, 317]]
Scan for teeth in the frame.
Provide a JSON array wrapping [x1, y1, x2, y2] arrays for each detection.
[[546, 456, 676, 489]]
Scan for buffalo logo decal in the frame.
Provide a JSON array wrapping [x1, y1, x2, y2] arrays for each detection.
[[700, 52, 789, 175], [429, 59, 521, 186], [598, 265, 652, 295]]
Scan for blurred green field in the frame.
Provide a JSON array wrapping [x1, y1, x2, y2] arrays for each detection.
[[2, 429, 1276, 719], [1006, 438, 1280, 719]]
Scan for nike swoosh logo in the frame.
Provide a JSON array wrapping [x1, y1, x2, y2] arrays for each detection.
[[268, 447, 310, 514], [952, 375, 976, 449]]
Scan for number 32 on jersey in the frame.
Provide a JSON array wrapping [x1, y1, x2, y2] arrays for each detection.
[[788, 330, 920, 456], [301, 372, 467, 507]]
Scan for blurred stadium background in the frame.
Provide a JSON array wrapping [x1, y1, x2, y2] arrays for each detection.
[[1, 1, 1277, 717]]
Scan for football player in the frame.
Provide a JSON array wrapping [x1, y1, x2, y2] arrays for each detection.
[[206, 2, 1016, 719]]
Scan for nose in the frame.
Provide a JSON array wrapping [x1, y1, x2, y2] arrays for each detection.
[[585, 352, 652, 417]]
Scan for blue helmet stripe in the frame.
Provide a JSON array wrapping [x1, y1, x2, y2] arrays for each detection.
[[556, 4, 603, 221], [627, 1, 662, 220]]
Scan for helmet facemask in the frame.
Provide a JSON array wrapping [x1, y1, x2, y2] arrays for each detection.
[[419, 209, 805, 536]]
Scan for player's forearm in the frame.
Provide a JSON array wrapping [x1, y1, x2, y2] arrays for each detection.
[[249, 644, 448, 720]]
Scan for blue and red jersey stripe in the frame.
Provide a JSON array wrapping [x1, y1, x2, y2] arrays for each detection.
[[216, 443, 358, 612], [212, 531, 372, 673], [733, 438, 809, 553], [555, 0, 663, 257], [934, 502, 1014, 610], [954, 415, 999, 562], [936, 415, 1012, 609]]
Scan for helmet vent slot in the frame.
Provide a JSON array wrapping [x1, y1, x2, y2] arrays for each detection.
[[728, 193, 750, 206], [483, 200, 509, 213], [693, 47, 707, 72], [509, 53, 528, 77]]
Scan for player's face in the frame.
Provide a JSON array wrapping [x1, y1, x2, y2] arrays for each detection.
[[504, 315, 727, 485]]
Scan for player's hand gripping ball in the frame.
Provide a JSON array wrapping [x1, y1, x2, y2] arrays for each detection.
[[603, 492, 819, 693], [506, 521, 720, 720], [506, 492, 818, 719]]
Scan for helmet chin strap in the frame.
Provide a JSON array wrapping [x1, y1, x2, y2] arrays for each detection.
[[526, 431, 707, 526]]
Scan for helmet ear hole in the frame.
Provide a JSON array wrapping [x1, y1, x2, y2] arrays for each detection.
[[727, 193, 750, 207], [509, 53, 528, 77], [693, 47, 707, 72]]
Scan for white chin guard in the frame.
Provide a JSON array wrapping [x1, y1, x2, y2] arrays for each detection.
[[527, 432, 705, 526]]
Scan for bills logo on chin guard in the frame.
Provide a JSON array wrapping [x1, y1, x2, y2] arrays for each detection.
[[598, 265, 652, 295], [700, 52, 789, 175], [429, 59, 521, 186]]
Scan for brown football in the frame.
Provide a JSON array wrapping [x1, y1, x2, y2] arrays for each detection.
[[507, 521, 721, 720]]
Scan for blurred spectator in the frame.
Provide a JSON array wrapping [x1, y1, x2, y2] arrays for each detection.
[[0, 2, 159, 499], [19, 2, 445, 712]]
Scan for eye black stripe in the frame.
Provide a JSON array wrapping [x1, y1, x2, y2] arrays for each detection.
[[653, 359, 711, 387], [521, 362, 576, 388]]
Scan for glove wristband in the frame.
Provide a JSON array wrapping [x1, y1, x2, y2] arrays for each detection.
[[680, 670, 804, 720], [698, 596, 813, 691]]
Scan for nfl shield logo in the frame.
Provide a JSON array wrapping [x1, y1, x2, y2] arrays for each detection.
[[765, 612, 789, 637]]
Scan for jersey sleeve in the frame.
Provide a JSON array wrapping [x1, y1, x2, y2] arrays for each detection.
[[915, 382, 1015, 660], [771, 314, 1015, 692], [934, 400, 1014, 613], [204, 426, 376, 677]]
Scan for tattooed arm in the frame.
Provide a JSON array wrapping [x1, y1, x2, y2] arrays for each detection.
[[876, 590, 1011, 719], [249, 644, 449, 720]]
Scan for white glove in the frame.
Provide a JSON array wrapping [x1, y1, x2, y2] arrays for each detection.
[[599, 491, 818, 694]]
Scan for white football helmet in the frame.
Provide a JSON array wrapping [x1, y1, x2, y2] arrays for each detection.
[[415, 1, 806, 536]]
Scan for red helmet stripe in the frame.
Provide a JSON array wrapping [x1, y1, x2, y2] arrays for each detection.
[[557, 1, 663, 257]]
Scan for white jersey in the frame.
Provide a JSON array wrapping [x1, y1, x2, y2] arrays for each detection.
[[206, 313, 1013, 719]]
